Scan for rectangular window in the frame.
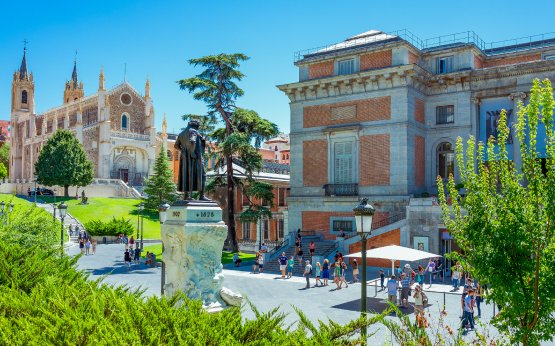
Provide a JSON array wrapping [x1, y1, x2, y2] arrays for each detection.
[[334, 141, 354, 184], [338, 59, 354, 75], [262, 220, 269, 240], [544, 54, 555, 61], [278, 188, 286, 207], [436, 105, 455, 125], [332, 220, 354, 232], [436, 56, 453, 74], [242, 222, 251, 240], [277, 219, 284, 239]]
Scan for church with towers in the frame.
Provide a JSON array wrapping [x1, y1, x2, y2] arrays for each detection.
[[10, 48, 158, 186]]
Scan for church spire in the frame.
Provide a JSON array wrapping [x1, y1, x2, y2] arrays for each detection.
[[162, 112, 167, 138], [99, 66, 105, 91], [71, 51, 78, 86], [145, 78, 150, 100], [19, 44, 28, 80]]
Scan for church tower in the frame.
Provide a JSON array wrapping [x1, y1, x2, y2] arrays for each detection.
[[11, 46, 35, 114], [63, 57, 84, 103]]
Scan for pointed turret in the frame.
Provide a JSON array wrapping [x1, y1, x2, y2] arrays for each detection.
[[71, 60, 78, 86], [19, 47, 28, 80], [99, 66, 105, 91], [63, 54, 84, 104], [145, 78, 150, 100], [162, 113, 167, 138]]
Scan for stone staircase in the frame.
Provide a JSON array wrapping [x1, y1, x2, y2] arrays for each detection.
[[262, 237, 337, 277]]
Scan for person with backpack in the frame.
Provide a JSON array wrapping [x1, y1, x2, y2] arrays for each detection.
[[413, 284, 427, 327], [303, 260, 312, 289]]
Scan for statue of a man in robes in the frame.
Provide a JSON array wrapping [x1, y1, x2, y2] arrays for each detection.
[[175, 120, 210, 201]]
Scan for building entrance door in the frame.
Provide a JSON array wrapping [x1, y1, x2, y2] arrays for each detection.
[[119, 169, 129, 183]]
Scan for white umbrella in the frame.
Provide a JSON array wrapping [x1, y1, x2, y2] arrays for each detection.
[[345, 245, 441, 274]]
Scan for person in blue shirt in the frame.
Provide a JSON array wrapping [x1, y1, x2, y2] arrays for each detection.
[[386, 275, 399, 305], [277, 252, 288, 279]]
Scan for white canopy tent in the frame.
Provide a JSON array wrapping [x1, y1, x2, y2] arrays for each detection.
[[345, 245, 441, 274]]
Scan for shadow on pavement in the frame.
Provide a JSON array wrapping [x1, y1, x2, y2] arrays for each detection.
[[87, 265, 158, 275], [331, 297, 427, 316]]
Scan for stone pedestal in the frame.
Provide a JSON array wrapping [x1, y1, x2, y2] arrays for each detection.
[[161, 200, 228, 307]]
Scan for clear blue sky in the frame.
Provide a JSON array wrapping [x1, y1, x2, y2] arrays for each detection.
[[1, 0, 554, 134]]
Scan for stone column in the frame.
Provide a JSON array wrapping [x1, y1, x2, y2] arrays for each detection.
[[509, 92, 527, 171], [161, 200, 232, 310]]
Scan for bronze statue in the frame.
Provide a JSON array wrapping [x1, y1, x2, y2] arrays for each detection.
[[175, 120, 209, 201]]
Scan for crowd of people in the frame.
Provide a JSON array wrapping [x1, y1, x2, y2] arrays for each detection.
[[75, 226, 96, 255]]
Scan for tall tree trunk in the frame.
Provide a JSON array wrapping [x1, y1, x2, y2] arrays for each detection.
[[225, 121, 238, 253], [64, 185, 69, 197]]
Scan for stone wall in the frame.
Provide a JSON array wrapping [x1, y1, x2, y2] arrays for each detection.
[[109, 86, 147, 133]]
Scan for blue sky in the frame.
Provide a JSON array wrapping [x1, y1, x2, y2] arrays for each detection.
[[1, 0, 554, 134]]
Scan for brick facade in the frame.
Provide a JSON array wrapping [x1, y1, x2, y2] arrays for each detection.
[[308, 60, 334, 79], [302, 211, 353, 240], [360, 134, 390, 186], [414, 136, 425, 187], [303, 96, 391, 128], [474, 55, 484, 69], [483, 53, 541, 68], [348, 228, 400, 267], [360, 50, 392, 71], [414, 97, 425, 124], [109, 88, 148, 133], [303, 140, 328, 186]]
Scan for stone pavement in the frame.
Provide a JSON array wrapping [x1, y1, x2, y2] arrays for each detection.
[[65, 243, 534, 345]]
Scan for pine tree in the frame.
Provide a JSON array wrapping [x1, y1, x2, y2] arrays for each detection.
[[34, 129, 94, 197], [143, 144, 177, 209]]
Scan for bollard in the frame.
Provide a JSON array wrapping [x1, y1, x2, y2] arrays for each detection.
[[443, 292, 446, 308], [374, 280, 377, 297], [161, 261, 165, 295]]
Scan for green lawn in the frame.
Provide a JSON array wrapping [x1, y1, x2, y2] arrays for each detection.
[[141, 244, 256, 264], [38, 197, 161, 239], [0, 194, 32, 206]]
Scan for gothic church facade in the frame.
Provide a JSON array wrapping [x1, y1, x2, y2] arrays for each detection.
[[10, 49, 156, 185]]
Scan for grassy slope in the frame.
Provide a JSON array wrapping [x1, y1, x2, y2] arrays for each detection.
[[141, 243, 256, 264], [39, 197, 161, 239]]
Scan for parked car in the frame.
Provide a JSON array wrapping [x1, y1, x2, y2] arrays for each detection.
[[29, 188, 55, 196]]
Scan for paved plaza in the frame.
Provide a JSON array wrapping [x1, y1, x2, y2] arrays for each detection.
[[65, 243, 526, 345]]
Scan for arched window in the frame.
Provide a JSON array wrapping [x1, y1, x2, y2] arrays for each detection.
[[274, 145, 278, 151], [121, 114, 129, 131], [437, 142, 455, 180], [21, 90, 28, 104], [167, 149, 172, 160]]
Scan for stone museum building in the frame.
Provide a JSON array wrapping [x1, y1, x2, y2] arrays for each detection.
[[10, 48, 156, 186], [278, 29, 555, 265]]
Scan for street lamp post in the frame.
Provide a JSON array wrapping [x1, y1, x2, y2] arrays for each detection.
[[33, 176, 37, 204], [58, 202, 68, 254], [158, 202, 170, 296], [353, 198, 375, 345], [139, 202, 145, 249]]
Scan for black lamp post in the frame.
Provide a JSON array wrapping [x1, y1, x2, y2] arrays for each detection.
[[158, 202, 170, 295], [58, 202, 68, 253], [353, 198, 375, 345], [139, 202, 145, 249], [33, 176, 37, 204]]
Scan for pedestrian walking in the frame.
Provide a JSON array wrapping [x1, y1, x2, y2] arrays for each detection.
[[124, 249, 131, 269], [287, 256, 295, 279], [91, 239, 97, 255], [133, 244, 141, 264], [233, 253, 242, 267], [296, 247, 304, 265], [417, 265, 425, 286], [129, 235, 135, 248], [352, 259, 359, 283], [79, 239, 84, 254], [314, 262, 323, 287], [461, 289, 475, 331], [303, 260, 312, 289], [277, 252, 288, 278], [333, 262, 341, 289], [427, 259, 436, 285], [413, 284, 428, 328], [322, 258, 330, 286], [85, 239, 91, 255], [380, 269, 385, 289], [252, 252, 260, 274], [475, 282, 483, 318], [339, 260, 348, 288], [400, 273, 411, 308], [452, 264, 461, 290], [309, 241, 315, 258], [257, 253, 264, 273], [387, 275, 398, 304]]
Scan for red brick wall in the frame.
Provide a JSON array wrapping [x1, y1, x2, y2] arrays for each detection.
[[414, 136, 425, 188], [303, 97, 391, 128], [308, 61, 334, 79], [409, 51, 419, 65], [302, 211, 391, 240], [349, 228, 400, 267], [483, 53, 541, 68], [414, 97, 425, 124], [303, 140, 328, 186], [474, 55, 484, 69], [360, 134, 390, 186], [360, 50, 392, 71]]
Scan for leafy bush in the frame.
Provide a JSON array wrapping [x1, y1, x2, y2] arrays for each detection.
[[84, 217, 134, 236]]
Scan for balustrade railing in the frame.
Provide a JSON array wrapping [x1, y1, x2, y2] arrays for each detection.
[[323, 183, 358, 196], [111, 130, 150, 141]]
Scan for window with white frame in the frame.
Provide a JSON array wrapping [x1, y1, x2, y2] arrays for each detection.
[[338, 59, 355, 75], [544, 54, 555, 61], [436, 56, 454, 74], [333, 141, 355, 184], [332, 220, 354, 232], [242, 222, 251, 240], [277, 219, 284, 239], [262, 219, 269, 240], [436, 105, 454, 125]]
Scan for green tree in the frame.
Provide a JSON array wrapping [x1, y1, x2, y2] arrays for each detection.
[[206, 108, 279, 230], [35, 130, 94, 197], [0, 142, 10, 176], [437, 79, 555, 345], [143, 143, 177, 209], [179, 54, 279, 252], [0, 163, 7, 180]]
